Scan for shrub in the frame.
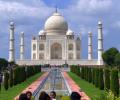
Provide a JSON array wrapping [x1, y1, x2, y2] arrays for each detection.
[[96, 90, 120, 100]]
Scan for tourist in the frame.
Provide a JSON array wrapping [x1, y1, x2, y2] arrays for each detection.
[[39, 91, 51, 100], [70, 92, 81, 100], [26, 91, 32, 100], [19, 93, 28, 100], [50, 91, 56, 100]]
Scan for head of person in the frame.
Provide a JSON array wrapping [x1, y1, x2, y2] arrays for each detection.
[[19, 93, 28, 100], [39, 91, 50, 100], [70, 92, 81, 100], [50, 91, 56, 99], [26, 91, 32, 100]]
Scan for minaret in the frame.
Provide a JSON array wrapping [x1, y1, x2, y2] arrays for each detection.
[[9, 21, 15, 62], [88, 32, 92, 60], [20, 32, 24, 60], [79, 32, 82, 59], [98, 20, 103, 65]]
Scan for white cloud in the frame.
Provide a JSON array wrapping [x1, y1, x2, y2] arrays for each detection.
[[0, 0, 53, 20], [113, 21, 120, 28], [74, 0, 112, 13]]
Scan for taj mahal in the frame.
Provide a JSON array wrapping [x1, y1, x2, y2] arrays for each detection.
[[8, 10, 104, 65]]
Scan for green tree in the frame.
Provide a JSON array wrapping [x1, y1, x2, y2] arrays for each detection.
[[104, 68, 110, 90], [88, 67, 92, 83], [4, 71, 9, 90], [0, 58, 8, 72], [0, 82, 1, 91], [115, 53, 120, 66], [95, 68, 99, 87], [110, 69, 119, 96], [102, 47, 119, 66], [98, 68, 104, 90], [92, 68, 96, 84], [9, 69, 13, 87]]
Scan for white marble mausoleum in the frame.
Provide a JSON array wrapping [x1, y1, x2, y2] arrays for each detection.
[[8, 10, 104, 65]]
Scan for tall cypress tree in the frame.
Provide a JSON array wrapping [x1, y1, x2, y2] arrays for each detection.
[[9, 69, 13, 87], [88, 67, 92, 83], [104, 68, 110, 90], [110, 69, 119, 96], [98, 68, 104, 90], [4, 71, 9, 90], [95, 68, 99, 87], [0, 82, 1, 91], [92, 68, 95, 84]]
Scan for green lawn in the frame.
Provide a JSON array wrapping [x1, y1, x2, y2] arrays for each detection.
[[0, 72, 43, 100], [68, 72, 105, 100]]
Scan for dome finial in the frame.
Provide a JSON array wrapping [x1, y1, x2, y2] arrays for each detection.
[[98, 17, 102, 25]]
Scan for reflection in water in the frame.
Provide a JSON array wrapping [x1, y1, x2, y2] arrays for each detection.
[[41, 69, 69, 95], [34, 68, 69, 100]]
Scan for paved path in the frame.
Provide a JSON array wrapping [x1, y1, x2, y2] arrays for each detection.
[[62, 72, 90, 99], [14, 72, 48, 100]]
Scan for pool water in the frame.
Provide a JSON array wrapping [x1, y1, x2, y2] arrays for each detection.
[[34, 68, 70, 100]]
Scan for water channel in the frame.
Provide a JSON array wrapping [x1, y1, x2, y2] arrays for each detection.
[[33, 68, 70, 100]]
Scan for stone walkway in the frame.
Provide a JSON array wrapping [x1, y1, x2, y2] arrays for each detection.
[[62, 72, 90, 99], [14, 72, 48, 100]]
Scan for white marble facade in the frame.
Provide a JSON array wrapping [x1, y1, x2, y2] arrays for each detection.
[[31, 35, 81, 61]]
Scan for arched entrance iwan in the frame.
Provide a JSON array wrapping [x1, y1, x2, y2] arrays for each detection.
[[51, 43, 62, 59]]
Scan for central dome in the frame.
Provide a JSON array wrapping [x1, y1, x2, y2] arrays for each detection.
[[44, 12, 68, 35]]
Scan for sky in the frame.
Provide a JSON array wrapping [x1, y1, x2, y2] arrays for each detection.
[[0, 0, 120, 60]]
